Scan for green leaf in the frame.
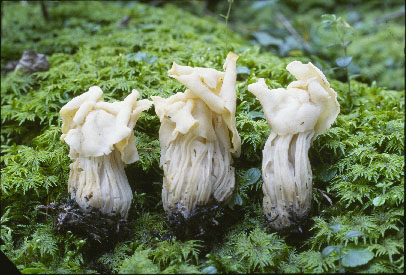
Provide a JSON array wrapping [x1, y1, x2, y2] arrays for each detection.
[[341, 249, 374, 267], [321, 246, 337, 258], [349, 74, 361, 80], [342, 41, 352, 47], [329, 224, 341, 233], [345, 230, 365, 239], [321, 14, 337, 25], [372, 196, 385, 206], [321, 14, 337, 21], [126, 52, 157, 64], [202, 265, 217, 274], [237, 67, 250, 75], [234, 194, 243, 206], [248, 111, 264, 119], [252, 32, 283, 47], [244, 168, 261, 185], [336, 56, 353, 67], [320, 168, 337, 182]]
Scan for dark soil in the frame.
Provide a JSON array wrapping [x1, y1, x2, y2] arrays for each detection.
[[39, 198, 133, 251], [166, 202, 228, 242]]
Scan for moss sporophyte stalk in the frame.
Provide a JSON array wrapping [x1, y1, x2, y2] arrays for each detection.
[[1, 1, 404, 274]]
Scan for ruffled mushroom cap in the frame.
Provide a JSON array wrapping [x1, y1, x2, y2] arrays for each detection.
[[60, 86, 152, 163], [165, 52, 241, 157], [248, 61, 340, 139], [286, 61, 340, 138]]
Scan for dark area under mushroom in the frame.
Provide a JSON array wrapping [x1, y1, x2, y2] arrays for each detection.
[[166, 202, 228, 242], [39, 197, 133, 250], [264, 205, 313, 244]]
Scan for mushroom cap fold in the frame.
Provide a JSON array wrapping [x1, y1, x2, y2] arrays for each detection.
[[248, 61, 340, 139], [164, 52, 241, 156], [286, 61, 340, 138], [60, 87, 152, 164]]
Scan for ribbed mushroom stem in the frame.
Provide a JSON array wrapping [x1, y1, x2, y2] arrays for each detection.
[[68, 149, 133, 218], [153, 52, 240, 221], [262, 131, 314, 230], [161, 111, 235, 217]]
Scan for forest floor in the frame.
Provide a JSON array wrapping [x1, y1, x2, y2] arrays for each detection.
[[1, 1, 404, 274]]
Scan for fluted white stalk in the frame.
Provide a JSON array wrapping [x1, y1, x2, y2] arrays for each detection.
[[152, 52, 241, 218], [248, 61, 340, 230], [60, 86, 152, 218]]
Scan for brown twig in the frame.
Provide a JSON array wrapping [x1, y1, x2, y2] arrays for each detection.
[[276, 11, 312, 54]]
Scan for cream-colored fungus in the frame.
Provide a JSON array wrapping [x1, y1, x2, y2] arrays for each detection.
[[248, 61, 340, 230], [60, 86, 152, 218], [152, 52, 241, 218]]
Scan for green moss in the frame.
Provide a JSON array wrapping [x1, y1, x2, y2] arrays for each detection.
[[1, 1, 404, 273]]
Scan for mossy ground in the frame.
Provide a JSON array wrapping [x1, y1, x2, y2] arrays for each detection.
[[1, 1, 404, 273]]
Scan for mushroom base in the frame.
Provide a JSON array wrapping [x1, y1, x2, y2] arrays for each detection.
[[39, 197, 133, 247], [264, 206, 311, 234], [166, 202, 225, 241]]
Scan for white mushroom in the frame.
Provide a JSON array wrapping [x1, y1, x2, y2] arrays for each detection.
[[248, 61, 340, 231], [60, 86, 152, 218], [152, 52, 241, 218]]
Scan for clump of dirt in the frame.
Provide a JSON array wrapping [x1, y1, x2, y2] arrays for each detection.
[[166, 202, 228, 242], [264, 205, 312, 235], [40, 198, 133, 249], [264, 207, 313, 250]]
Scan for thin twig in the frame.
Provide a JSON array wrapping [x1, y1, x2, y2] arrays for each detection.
[[276, 11, 312, 53]]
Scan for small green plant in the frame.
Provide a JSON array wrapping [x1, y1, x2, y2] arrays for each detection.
[[203, 226, 290, 273], [220, 0, 234, 28], [321, 225, 375, 272], [320, 14, 356, 106]]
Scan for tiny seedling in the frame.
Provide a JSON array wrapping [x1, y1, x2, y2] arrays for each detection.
[[320, 14, 356, 107], [220, 0, 234, 28]]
